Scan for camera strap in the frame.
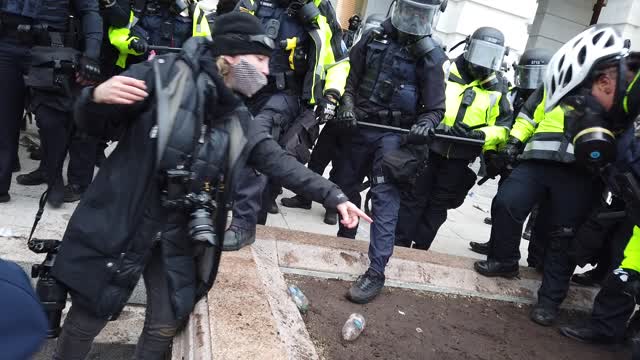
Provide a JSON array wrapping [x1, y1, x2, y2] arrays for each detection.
[[27, 121, 76, 245]]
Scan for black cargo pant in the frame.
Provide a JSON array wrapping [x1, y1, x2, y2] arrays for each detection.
[[488, 160, 600, 309], [230, 92, 302, 229], [0, 36, 29, 196], [396, 152, 474, 250], [33, 105, 97, 190], [54, 246, 182, 360]]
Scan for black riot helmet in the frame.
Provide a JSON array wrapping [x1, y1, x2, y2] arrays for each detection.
[[463, 27, 507, 81], [348, 14, 362, 31], [514, 48, 553, 90], [390, 0, 446, 36]]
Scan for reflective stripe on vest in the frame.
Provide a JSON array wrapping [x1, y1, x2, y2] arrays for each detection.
[[523, 139, 574, 154]]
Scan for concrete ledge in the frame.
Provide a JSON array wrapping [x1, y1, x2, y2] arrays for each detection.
[[172, 225, 599, 359], [256, 226, 598, 310]]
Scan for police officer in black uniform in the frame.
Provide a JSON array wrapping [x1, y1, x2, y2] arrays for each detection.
[[334, 0, 448, 304], [469, 47, 553, 257], [0, 0, 103, 205]]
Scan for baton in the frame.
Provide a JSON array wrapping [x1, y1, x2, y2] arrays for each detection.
[[147, 45, 182, 52], [356, 121, 486, 146], [596, 211, 626, 220]]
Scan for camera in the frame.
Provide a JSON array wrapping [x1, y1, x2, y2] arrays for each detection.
[[29, 238, 67, 338], [161, 169, 222, 247]]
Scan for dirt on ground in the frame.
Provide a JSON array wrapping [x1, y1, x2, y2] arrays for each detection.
[[286, 275, 630, 360]]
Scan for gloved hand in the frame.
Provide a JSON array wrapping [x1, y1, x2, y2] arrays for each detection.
[[606, 268, 640, 294], [76, 56, 101, 85], [335, 93, 357, 130], [502, 136, 523, 165], [407, 122, 435, 144], [315, 93, 338, 124], [484, 150, 509, 179], [128, 36, 148, 54], [449, 122, 486, 140]]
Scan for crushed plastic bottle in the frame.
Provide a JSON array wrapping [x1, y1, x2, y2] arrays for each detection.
[[342, 313, 366, 341], [287, 285, 309, 313]]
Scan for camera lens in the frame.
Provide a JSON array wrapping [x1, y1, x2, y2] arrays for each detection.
[[188, 208, 218, 246]]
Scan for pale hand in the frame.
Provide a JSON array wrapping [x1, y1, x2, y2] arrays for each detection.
[[336, 201, 373, 228], [93, 75, 149, 105]]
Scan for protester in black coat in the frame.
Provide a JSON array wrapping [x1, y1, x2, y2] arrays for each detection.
[[51, 12, 369, 359]]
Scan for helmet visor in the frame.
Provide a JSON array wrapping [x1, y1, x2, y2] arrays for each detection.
[[463, 39, 506, 71], [514, 64, 546, 90], [391, 0, 439, 36]]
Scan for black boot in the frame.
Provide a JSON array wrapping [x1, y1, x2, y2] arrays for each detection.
[[346, 268, 385, 304], [0, 193, 9, 203], [324, 208, 338, 225], [571, 270, 601, 287], [63, 184, 86, 203], [560, 326, 615, 344], [469, 241, 490, 255], [222, 226, 256, 251], [530, 305, 557, 326], [280, 195, 311, 210], [47, 182, 64, 208], [483, 217, 492, 225], [16, 168, 47, 186], [267, 198, 279, 214], [474, 260, 519, 278]]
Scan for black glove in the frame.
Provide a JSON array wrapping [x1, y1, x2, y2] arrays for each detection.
[[484, 150, 509, 179], [335, 94, 357, 130], [502, 136, 523, 165], [315, 94, 338, 124], [129, 37, 148, 54], [449, 122, 486, 140], [408, 122, 435, 144], [77, 56, 101, 84], [604, 268, 640, 295]]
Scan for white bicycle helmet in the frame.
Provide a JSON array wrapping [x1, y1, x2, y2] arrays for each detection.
[[544, 25, 628, 112]]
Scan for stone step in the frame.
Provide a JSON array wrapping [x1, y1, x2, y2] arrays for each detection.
[[171, 225, 600, 359]]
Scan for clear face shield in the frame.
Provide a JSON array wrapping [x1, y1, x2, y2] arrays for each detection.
[[391, 0, 440, 36], [463, 39, 506, 71], [514, 64, 547, 90]]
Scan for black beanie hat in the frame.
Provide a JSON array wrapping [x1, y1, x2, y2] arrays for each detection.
[[211, 12, 273, 57]]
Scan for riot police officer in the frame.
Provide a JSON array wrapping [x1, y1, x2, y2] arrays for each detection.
[[333, 0, 448, 304], [395, 27, 512, 251], [469, 47, 553, 257], [224, 0, 350, 250], [0, 0, 103, 205], [473, 29, 614, 325]]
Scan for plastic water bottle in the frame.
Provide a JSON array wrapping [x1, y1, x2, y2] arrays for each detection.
[[287, 285, 309, 313], [342, 313, 366, 341]]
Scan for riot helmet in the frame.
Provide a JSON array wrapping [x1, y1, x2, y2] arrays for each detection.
[[514, 48, 553, 90], [463, 27, 507, 80], [390, 0, 445, 36]]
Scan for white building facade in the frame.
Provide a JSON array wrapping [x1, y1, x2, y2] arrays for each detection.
[[332, 0, 640, 57]]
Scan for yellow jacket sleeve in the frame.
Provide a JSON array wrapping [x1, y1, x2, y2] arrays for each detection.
[[316, 0, 349, 97], [621, 226, 640, 273]]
